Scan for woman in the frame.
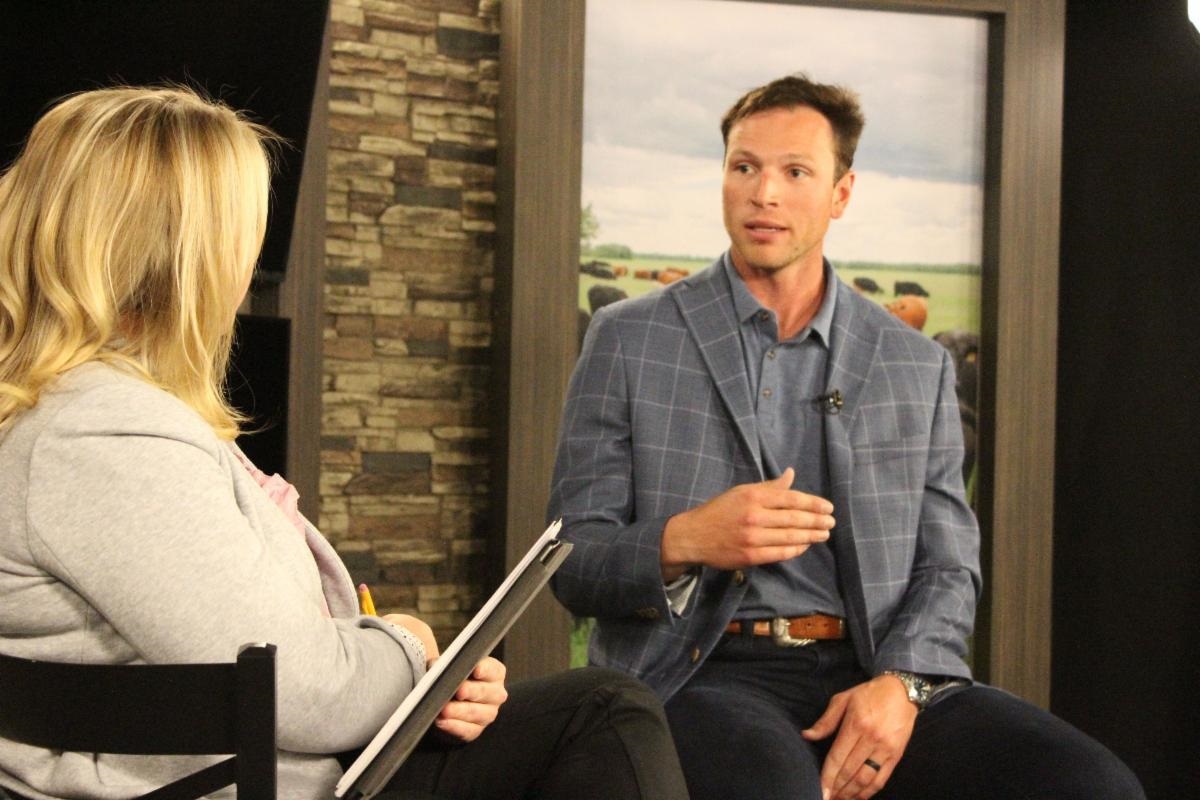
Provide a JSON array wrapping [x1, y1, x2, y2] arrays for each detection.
[[0, 87, 685, 800]]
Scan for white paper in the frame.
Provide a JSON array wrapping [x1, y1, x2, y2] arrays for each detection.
[[335, 519, 563, 796]]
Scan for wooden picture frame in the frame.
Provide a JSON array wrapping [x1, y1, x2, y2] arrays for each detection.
[[492, 0, 1063, 707]]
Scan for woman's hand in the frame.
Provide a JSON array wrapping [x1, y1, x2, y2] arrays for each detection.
[[434, 656, 508, 742]]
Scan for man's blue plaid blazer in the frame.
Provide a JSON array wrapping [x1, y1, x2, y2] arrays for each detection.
[[549, 257, 981, 701]]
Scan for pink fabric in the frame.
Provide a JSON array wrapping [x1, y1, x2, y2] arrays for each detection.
[[234, 450, 331, 616], [238, 456, 306, 537]]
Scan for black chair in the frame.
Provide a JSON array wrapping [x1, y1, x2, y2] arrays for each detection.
[[0, 643, 276, 800]]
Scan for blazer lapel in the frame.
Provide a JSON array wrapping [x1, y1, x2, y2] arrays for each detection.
[[824, 279, 882, 667], [671, 261, 763, 478]]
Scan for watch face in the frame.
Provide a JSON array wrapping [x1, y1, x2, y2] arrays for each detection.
[[886, 671, 931, 706]]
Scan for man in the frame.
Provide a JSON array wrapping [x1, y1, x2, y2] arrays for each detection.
[[548, 75, 1143, 800]]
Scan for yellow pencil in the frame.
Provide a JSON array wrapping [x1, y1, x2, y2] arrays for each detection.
[[357, 583, 378, 616]]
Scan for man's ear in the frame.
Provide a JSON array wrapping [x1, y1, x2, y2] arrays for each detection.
[[830, 169, 855, 220]]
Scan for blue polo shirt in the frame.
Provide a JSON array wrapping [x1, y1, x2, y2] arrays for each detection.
[[722, 253, 845, 620]]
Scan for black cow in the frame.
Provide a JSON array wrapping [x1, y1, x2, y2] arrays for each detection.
[[894, 280, 929, 297], [852, 276, 883, 294], [580, 260, 615, 280], [587, 285, 628, 314], [932, 330, 979, 407], [932, 329, 980, 484], [578, 308, 592, 353]]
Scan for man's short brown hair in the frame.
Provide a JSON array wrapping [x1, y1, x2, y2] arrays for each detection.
[[721, 73, 865, 179]]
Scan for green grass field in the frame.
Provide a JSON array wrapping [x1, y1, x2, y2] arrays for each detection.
[[580, 256, 980, 337], [833, 262, 980, 337]]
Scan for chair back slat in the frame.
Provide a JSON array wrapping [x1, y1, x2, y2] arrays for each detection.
[[0, 656, 237, 753], [235, 644, 277, 800], [0, 644, 276, 799]]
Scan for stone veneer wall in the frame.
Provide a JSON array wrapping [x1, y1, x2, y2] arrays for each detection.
[[320, 0, 501, 640]]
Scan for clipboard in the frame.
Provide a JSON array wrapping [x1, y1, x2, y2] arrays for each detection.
[[335, 521, 573, 800]]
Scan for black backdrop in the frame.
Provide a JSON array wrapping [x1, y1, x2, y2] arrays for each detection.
[[1055, 2, 1200, 797], [0, 0, 327, 283], [0, 0, 329, 477]]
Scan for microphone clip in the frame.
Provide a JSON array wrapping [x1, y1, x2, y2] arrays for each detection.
[[819, 389, 844, 415]]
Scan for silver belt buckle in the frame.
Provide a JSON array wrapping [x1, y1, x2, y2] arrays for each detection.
[[771, 617, 815, 647]]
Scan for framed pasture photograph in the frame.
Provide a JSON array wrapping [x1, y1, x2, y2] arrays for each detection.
[[494, 0, 1064, 706]]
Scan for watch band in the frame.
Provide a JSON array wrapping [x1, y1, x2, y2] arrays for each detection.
[[882, 669, 933, 709]]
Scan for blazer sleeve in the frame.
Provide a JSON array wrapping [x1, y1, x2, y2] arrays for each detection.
[[23, 382, 424, 753], [872, 347, 981, 678], [547, 308, 681, 622]]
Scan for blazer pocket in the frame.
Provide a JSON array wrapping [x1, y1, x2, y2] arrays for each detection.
[[852, 434, 927, 465]]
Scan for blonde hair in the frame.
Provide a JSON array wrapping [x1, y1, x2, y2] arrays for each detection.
[[0, 86, 278, 439]]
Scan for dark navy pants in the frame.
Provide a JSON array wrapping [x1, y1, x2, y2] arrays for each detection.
[[664, 636, 1145, 800]]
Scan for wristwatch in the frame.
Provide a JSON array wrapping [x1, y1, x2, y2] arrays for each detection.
[[882, 670, 933, 710]]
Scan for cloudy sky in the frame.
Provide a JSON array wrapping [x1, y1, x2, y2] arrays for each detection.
[[582, 0, 989, 264]]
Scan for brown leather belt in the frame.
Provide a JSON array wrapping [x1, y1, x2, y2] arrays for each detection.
[[725, 614, 846, 646]]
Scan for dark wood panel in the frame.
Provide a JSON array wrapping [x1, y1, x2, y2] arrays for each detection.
[[277, 12, 330, 522], [982, 0, 1064, 707], [490, 0, 586, 678]]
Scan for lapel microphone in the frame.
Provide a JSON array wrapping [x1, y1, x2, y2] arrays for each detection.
[[817, 389, 844, 415]]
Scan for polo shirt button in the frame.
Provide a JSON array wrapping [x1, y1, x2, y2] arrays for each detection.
[[733, 569, 746, 585], [690, 647, 701, 663]]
